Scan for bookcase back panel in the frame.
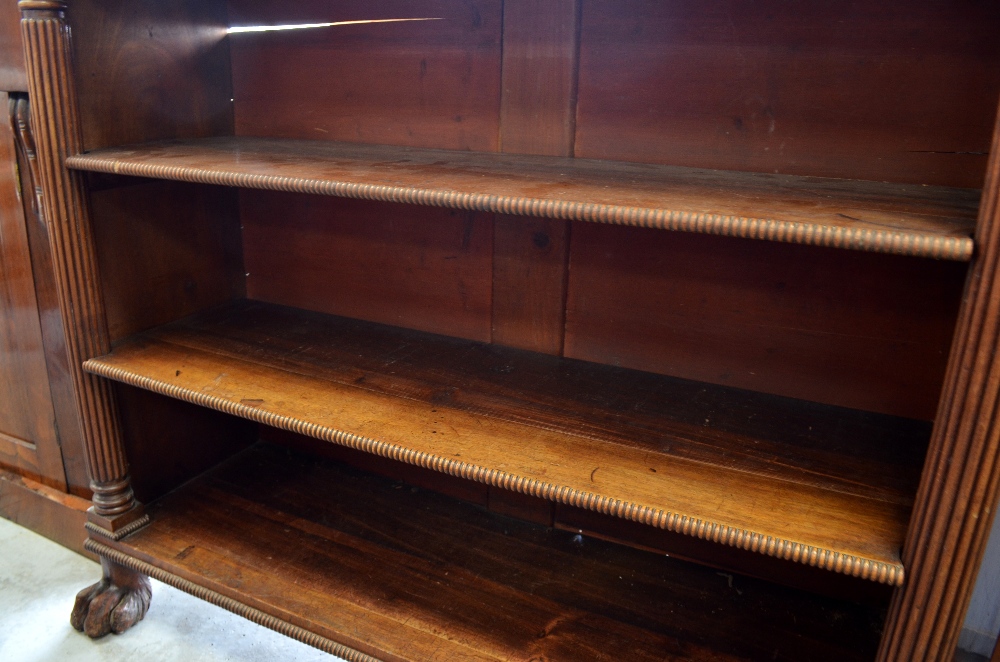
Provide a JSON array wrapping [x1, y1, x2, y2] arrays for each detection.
[[116, 386, 257, 504], [564, 223, 966, 419], [90, 181, 246, 343], [241, 190, 494, 343], [69, 0, 235, 151], [576, 0, 1000, 188], [228, 0, 502, 152]]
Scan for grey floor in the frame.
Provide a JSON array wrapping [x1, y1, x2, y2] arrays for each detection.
[[0, 517, 343, 661]]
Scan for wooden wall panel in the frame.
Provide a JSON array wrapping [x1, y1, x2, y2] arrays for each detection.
[[0, 467, 92, 558], [0, 0, 26, 92], [0, 92, 64, 489], [242, 191, 493, 343], [492, 0, 578, 357], [13, 97, 88, 497], [576, 0, 1000, 188], [116, 386, 257, 505], [68, 0, 234, 151], [564, 223, 966, 420], [228, 0, 502, 151], [90, 181, 246, 343]]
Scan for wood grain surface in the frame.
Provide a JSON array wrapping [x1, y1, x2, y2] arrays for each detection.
[[20, 0, 138, 525], [564, 224, 966, 420], [241, 191, 493, 343], [0, 1, 26, 91], [100, 442, 886, 662], [67, 0, 234, 152], [12, 95, 89, 497], [0, 92, 64, 487], [66, 137, 979, 259], [83, 300, 931, 583], [228, 0, 502, 152], [575, 0, 1000, 188], [491, 0, 578, 357], [878, 89, 1000, 661], [90, 181, 245, 343]]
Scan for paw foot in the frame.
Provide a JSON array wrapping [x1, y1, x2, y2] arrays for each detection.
[[71, 560, 151, 638]]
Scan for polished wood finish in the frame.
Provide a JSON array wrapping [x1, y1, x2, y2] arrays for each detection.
[[0, 92, 64, 487], [0, 1, 27, 92], [878, 107, 1000, 660], [90, 181, 245, 342], [115, 386, 257, 505], [68, 0, 233, 152], [554, 504, 895, 605], [84, 300, 930, 584], [71, 556, 151, 638], [498, 0, 579, 157], [228, 0, 502, 152], [67, 137, 979, 260], [23, 0, 1000, 657], [0, 467, 91, 558], [95, 442, 886, 662], [12, 94, 89, 497], [565, 224, 966, 419], [19, 0, 140, 527], [241, 191, 493, 343], [575, 0, 1000, 189], [491, 0, 578, 356]]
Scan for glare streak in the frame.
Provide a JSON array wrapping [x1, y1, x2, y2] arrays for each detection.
[[227, 18, 442, 34]]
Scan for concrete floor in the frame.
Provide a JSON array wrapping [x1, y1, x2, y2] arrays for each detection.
[[0, 518, 343, 661]]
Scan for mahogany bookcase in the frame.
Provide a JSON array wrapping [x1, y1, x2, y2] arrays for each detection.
[[17, 0, 1000, 659]]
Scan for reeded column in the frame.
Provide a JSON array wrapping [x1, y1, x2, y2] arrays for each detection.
[[18, 0, 143, 533], [879, 104, 1000, 660]]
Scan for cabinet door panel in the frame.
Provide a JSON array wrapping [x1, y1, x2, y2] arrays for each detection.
[[0, 92, 65, 489]]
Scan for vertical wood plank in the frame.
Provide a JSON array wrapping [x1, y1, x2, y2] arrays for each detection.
[[879, 105, 1000, 661], [492, 0, 579, 355], [491, 0, 580, 522], [498, 0, 579, 157]]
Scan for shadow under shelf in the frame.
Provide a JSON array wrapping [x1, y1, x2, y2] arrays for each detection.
[[89, 441, 887, 662], [83, 300, 929, 586]]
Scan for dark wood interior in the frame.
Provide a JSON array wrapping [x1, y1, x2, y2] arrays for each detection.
[[15, 0, 1000, 658], [96, 441, 888, 662]]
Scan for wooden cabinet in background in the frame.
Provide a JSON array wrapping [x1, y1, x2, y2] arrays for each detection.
[[16, 0, 1000, 660], [0, 0, 90, 555]]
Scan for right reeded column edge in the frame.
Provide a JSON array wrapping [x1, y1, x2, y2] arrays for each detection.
[[879, 100, 1000, 661]]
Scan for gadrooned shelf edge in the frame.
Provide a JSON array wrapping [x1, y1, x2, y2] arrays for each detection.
[[85, 539, 384, 662], [65, 154, 974, 261], [83, 358, 906, 586]]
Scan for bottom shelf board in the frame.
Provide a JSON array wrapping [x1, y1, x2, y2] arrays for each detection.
[[98, 443, 885, 662], [84, 300, 927, 584]]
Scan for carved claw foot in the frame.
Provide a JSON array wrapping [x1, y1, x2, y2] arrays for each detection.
[[71, 557, 151, 638]]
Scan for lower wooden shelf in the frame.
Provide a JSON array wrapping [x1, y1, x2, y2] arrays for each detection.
[[92, 443, 885, 662], [83, 300, 929, 585]]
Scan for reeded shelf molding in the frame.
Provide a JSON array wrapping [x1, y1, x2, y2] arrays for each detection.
[[66, 137, 978, 260], [86, 540, 382, 662], [82, 302, 920, 585], [84, 358, 905, 585], [85, 443, 887, 661]]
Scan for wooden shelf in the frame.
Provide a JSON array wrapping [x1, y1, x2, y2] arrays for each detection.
[[90, 442, 886, 662], [83, 301, 929, 584], [66, 137, 979, 260]]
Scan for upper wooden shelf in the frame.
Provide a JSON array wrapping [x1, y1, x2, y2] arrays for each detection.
[[66, 137, 979, 260], [83, 300, 929, 585]]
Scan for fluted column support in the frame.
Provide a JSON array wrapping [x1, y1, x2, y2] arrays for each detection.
[[879, 103, 1000, 660], [18, 0, 144, 533]]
